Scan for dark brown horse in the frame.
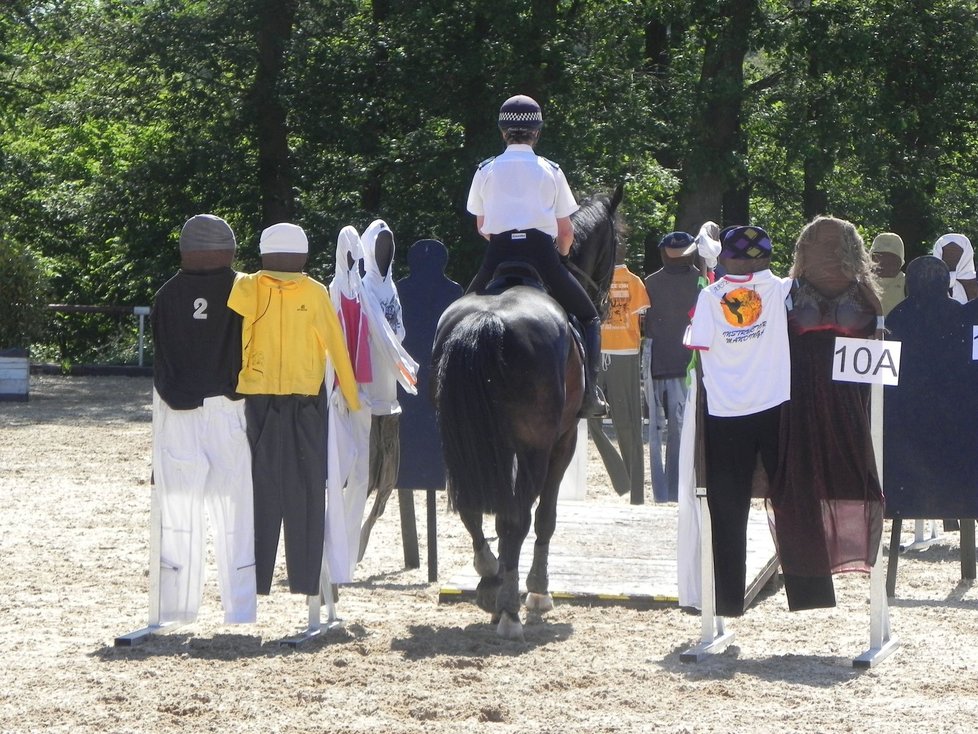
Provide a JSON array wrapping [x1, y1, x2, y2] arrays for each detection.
[[432, 185, 621, 639]]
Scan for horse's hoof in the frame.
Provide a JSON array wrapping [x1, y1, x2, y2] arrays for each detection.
[[524, 591, 554, 613], [495, 611, 524, 641], [473, 543, 499, 578]]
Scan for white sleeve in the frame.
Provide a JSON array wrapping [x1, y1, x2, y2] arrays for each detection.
[[779, 276, 795, 308], [552, 168, 579, 219], [466, 168, 486, 216], [686, 289, 714, 350]]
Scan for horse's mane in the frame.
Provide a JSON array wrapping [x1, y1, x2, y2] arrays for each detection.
[[570, 193, 619, 248], [569, 183, 623, 320]]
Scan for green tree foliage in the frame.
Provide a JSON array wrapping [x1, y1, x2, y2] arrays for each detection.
[[0, 239, 51, 349], [2, 0, 978, 363]]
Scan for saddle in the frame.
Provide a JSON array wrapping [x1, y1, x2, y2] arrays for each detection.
[[484, 260, 586, 363], [484, 260, 548, 295]]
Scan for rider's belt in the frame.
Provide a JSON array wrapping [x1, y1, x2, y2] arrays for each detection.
[[491, 229, 552, 244]]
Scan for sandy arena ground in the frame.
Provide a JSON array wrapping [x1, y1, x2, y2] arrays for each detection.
[[2, 375, 978, 733]]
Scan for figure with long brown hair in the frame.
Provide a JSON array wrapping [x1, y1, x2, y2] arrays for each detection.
[[770, 215, 885, 612]]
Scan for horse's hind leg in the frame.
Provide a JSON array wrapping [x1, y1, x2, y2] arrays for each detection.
[[494, 506, 532, 640], [525, 493, 556, 613], [526, 427, 578, 614], [459, 507, 500, 614], [459, 507, 499, 577]]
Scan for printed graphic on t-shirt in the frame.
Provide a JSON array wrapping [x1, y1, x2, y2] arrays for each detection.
[[720, 287, 762, 326], [607, 288, 631, 329], [381, 296, 402, 332]]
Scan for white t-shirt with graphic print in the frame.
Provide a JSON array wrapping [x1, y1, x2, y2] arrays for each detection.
[[687, 270, 793, 417]]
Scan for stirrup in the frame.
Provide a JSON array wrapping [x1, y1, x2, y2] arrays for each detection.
[[578, 389, 608, 418]]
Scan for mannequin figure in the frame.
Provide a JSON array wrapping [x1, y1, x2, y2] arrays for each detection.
[[228, 223, 359, 597]]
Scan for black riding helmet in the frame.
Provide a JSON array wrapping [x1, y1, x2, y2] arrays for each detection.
[[497, 94, 543, 133]]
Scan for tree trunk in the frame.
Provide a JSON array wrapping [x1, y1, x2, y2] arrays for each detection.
[[523, 0, 560, 101], [889, 182, 936, 262], [674, 0, 757, 233], [802, 156, 830, 222], [800, 8, 831, 223], [251, 0, 298, 228]]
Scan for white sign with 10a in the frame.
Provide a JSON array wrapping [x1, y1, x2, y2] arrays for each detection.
[[832, 337, 902, 386]]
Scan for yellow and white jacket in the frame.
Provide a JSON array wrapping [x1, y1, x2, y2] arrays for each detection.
[[228, 270, 360, 409]]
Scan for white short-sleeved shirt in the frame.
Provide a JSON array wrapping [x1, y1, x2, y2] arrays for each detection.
[[686, 270, 793, 417], [466, 144, 579, 238]]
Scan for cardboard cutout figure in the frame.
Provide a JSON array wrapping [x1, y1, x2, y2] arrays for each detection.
[[325, 225, 419, 581], [396, 240, 463, 490], [324, 226, 374, 583], [228, 222, 359, 597], [885, 256, 974, 517], [644, 230, 703, 503], [587, 253, 649, 504], [933, 233, 978, 303], [686, 225, 791, 617], [769, 216, 885, 612], [356, 220, 420, 560], [151, 214, 256, 623]]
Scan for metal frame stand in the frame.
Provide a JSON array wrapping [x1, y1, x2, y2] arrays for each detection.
[[901, 519, 941, 552], [853, 540, 898, 667]]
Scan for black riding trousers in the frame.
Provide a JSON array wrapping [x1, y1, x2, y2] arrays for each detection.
[[468, 230, 598, 323]]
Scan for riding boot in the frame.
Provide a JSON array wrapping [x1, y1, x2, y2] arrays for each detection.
[[578, 317, 608, 418]]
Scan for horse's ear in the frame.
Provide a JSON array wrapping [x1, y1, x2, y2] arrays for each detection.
[[610, 182, 624, 214]]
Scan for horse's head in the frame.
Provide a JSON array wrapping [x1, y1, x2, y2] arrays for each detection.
[[568, 183, 623, 321]]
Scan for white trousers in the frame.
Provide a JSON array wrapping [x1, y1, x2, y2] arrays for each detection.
[[152, 392, 256, 624], [324, 392, 372, 584]]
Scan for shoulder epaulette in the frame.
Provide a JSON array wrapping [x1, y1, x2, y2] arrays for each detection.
[[541, 157, 561, 171], [477, 156, 495, 170]]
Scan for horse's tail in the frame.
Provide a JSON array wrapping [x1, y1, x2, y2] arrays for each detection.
[[434, 310, 515, 516]]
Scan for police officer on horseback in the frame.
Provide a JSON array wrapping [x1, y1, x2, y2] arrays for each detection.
[[465, 94, 607, 417]]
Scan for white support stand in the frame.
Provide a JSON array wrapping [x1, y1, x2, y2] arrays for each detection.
[[279, 560, 343, 648], [853, 381, 899, 667], [116, 482, 343, 649], [115, 485, 185, 646], [558, 419, 588, 503], [133, 306, 151, 367], [681, 379, 899, 666], [680, 487, 735, 662], [900, 519, 941, 552]]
